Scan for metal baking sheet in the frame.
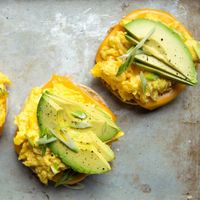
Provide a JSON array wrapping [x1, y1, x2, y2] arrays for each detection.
[[0, 0, 199, 199]]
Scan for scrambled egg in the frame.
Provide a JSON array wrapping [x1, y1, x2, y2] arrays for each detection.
[[91, 30, 173, 104], [14, 83, 86, 184], [0, 72, 10, 128]]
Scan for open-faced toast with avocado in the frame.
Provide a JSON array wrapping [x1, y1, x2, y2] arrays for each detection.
[[14, 75, 123, 187], [91, 9, 200, 110], [0, 72, 10, 134]]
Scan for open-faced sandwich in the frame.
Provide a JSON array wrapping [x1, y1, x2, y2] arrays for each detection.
[[91, 9, 200, 110], [0, 72, 10, 134], [14, 75, 123, 187]]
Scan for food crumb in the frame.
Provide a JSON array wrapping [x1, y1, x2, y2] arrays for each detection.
[[140, 184, 151, 193], [187, 195, 193, 200]]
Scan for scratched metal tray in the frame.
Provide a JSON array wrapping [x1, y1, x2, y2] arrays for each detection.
[[0, 0, 199, 200]]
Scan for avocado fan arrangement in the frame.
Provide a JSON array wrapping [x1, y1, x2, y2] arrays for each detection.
[[37, 92, 120, 174], [11, 8, 199, 188], [117, 19, 197, 85]]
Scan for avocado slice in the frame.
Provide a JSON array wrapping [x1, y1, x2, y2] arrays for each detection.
[[50, 128, 80, 153], [37, 92, 118, 174], [74, 131, 115, 162], [134, 54, 194, 85], [49, 140, 111, 174], [135, 61, 194, 85], [42, 92, 120, 142], [125, 18, 197, 84], [39, 92, 117, 157], [125, 35, 195, 84]]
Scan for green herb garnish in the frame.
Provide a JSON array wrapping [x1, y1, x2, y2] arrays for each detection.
[[51, 163, 59, 175], [144, 73, 159, 81], [41, 145, 47, 156], [27, 136, 34, 147], [70, 121, 91, 129], [60, 128, 80, 152], [55, 170, 84, 189], [117, 53, 134, 76], [50, 128, 79, 153], [37, 135, 57, 145], [55, 169, 76, 187], [71, 111, 87, 119], [117, 27, 155, 76], [125, 33, 138, 45], [140, 71, 147, 94]]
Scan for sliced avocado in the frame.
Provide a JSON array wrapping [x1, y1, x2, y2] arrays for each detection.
[[37, 92, 118, 174], [125, 18, 197, 84], [49, 140, 111, 174], [135, 61, 194, 85], [74, 132, 115, 162], [37, 94, 61, 137], [87, 109, 120, 142], [38, 92, 117, 156], [43, 92, 120, 142], [134, 54, 194, 85], [135, 54, 186, 79], [144, 73, 159, 81], [92, 135, 114, 162]]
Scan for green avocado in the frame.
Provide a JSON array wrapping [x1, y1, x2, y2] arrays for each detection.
[[125, 18, 197, 84], [40, 92, 120, 142], [134, 53, 194, 85], [37, 92, 118, 174], [49, 140, 111, 174], [75, 131, 115, 162], [135, 62, 194, 85]]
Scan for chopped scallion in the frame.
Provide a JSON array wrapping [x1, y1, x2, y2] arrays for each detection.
[[140, 71, 147, 94], [37, 135, 57, 145], [117, 27, 155, 76], [70, 121, 91, 129], [71, 111, 87, 119], [51, 163, 59, 175]]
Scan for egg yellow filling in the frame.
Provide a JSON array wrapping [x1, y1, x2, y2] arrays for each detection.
[[0, 72, 10, 128], [91, 31, 172, 104]]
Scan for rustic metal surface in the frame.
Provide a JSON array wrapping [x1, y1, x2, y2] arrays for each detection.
[[0, 0, 199, 200]]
